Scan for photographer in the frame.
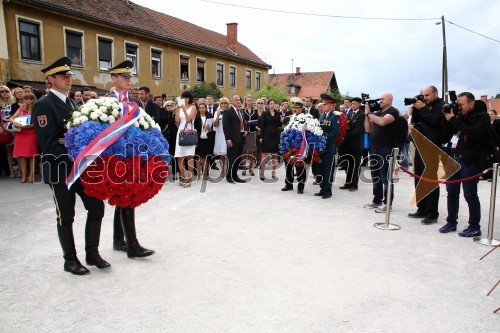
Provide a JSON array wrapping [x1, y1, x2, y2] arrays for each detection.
[[407, 86, 444, 224], [439, 92, 490, 237]]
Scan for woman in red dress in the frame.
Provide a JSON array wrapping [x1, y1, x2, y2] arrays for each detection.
[[10, 93, 37, 183]]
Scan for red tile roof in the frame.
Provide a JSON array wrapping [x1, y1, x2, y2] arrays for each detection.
[[269, 71, 337, 99], [24, 0, 269, 67]]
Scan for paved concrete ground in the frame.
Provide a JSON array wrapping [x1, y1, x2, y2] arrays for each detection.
[[0, 165, 499, 332]]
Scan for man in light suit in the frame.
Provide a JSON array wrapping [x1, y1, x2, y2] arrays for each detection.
[[223, 95, 247, 183]]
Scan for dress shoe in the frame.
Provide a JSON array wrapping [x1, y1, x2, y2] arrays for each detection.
[[86, 254, 111, 269], [408, 211, 426, 218], [314, 192, 324, 196], [297, 188, 304, 194], [421, 217, 438, 225], [281, 186, 293, 191], [348, 186, 358, 192], [322, 194, 332, 199], [120, 208, 155, 258], [226, 178, 235, 184], [127, 240, 155, 258], [439, 223, 457, 233], [339, 185, 351, 190], [64, 257, 90, 275], [312, 181, 320, 185]]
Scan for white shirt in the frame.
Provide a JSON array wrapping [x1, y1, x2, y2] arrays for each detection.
[[50, 88, 68, 104]]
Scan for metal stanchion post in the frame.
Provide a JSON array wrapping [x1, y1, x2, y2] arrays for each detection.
[[374, 148, 401, 230], [474, 163, 500, 246]]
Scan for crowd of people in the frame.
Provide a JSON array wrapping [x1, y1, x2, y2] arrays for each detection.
[[1, 60, 500, 277]]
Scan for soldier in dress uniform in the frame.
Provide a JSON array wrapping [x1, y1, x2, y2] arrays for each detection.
[[108, 60, 155, 258], [314, 94, 341, 199], [32, 56, 109, 275], [281, 97, 307, 194]]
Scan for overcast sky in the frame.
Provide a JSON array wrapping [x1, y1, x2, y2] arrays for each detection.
[[135, 0, 499, 110]]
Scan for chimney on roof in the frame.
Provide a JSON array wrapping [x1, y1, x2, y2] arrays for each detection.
[[296, 67, 300, 75], [226, 23, 238, 51]]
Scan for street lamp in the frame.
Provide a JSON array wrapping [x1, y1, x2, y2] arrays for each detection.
[[436, 16, 448, 102]]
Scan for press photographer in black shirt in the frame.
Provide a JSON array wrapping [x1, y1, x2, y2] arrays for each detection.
[[439, 92, 490, 237], [407, 86, 444, 224]]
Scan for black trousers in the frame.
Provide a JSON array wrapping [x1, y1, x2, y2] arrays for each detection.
[[49, 179, 105, 226], [344, 149, 362, 187], [226, 134, 244, 180], [285, 161, 306, 190], [414, 150, 440, 217]]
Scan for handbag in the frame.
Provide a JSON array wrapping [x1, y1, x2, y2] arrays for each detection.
[[0, 119, 13, 144], [178, 120, 198, 146]]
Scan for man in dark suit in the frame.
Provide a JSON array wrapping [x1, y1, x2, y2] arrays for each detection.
[[339, 97, 365, 191], [314, 94, 341, 199], [304, 96, 320, 119], [223, 95, 247, 183], [32, 56, 108, 275], [139, 86, 160, 123], [109, 60, 155, 258]]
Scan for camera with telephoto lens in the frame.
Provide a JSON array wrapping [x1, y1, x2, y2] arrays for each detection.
[[442, 90, 459, 115], [403, 94, 424, 106], [361, 93, 381, 112]]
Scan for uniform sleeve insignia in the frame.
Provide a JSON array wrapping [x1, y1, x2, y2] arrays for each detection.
[[37, 115, 47, 127]]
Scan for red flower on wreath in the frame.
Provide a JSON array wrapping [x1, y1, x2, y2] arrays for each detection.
[[335, 113, 349, 145]]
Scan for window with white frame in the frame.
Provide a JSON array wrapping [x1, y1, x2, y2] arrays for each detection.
[[151, 49, 162, 78], [229, 66, 236, 88], [65, 29, 82, 66], [217, 63, 224, 86], [98, 37, 112, 70], [245, 70, 251, 90], [126, 43, 138, 74], [19, 19, 41, 61]]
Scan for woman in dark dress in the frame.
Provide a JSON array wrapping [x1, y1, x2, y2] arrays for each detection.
[[194, 103, 213, 180], [163, 101, 179, 180], [242, 95, 258, 176], [259, 99, 281, 180]]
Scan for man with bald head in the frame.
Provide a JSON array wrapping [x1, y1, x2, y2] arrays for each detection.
[[363, 92, 400, 213], [408, 86, 444, 224]]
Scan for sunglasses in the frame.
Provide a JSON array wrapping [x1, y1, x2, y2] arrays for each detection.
[[166, 104, 174, 107], [257, 102, 264, 104], [0, 90, 9, 93], [220, 102, 229, 104]]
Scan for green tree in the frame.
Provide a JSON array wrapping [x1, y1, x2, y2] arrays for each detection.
[[190, 82, 223, 100], [251, 84, 289, 103]]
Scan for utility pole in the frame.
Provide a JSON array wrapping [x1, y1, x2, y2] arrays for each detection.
[[441, 15, 448, 102]]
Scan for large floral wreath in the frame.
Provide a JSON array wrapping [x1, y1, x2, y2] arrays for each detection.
[[334, 111, 349, 145], [279, 113, 326, 164], [65, 96, 170, 208]]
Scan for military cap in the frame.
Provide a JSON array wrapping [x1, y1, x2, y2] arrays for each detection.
[[350, 97, 362, 103], [320, 93, 337, 104], [41, 56, 74, 77], [109, 60, 134, 77], [290, 97, 305, 107]]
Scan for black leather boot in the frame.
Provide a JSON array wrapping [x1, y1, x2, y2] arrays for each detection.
[[113, 207, 127, 252], [85, 218, 111, 269], [120, 207, 155, 258], [56, 224, 90, 275]]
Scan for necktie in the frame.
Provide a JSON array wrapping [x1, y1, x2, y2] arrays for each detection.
[[236, 108, 243, 131], [348, 110, 352, 121], [65, 97, 74, 111], [209, 106, 213, 114]]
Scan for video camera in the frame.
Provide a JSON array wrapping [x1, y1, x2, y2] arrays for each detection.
[[443, 90, 459, 115], [403, 94, 424, 106], [361, 93, 381, 112]]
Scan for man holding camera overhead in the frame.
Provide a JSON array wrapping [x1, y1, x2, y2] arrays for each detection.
[[439, 92, 490, 237], [407, 86, 444, 225]]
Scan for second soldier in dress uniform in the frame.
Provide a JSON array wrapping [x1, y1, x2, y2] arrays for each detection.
[[33, 57, 109, 275], [281, 97, 307, 194], [108, 60, 155, 258], [314, 94, 341, 199]]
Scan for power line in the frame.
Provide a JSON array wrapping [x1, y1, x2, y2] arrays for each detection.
[[201, 0, 439, 21], [445, 20, 500, 43], [201, 0, 499, 43]]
